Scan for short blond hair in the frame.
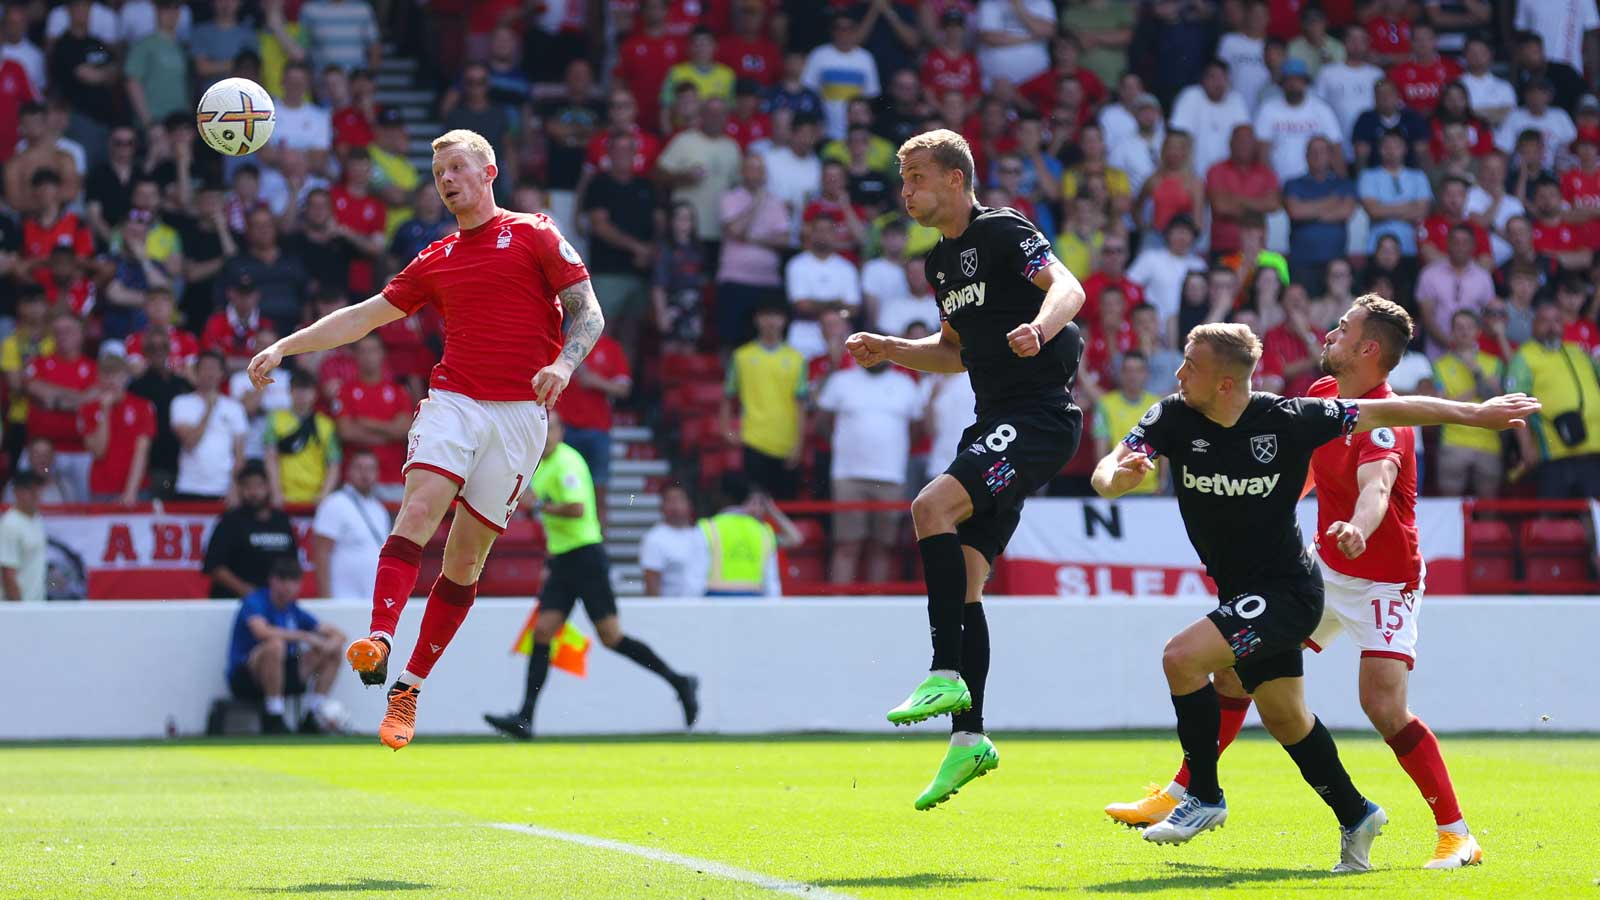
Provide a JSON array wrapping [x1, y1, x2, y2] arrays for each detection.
[[431, 129, 496, 168], [896, 128, 976, 197], [1188, 323, 1262, 374]]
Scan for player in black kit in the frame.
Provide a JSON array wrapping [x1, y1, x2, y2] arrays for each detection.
[[846, 128, 1087, 810], [1092, 323, 1538, 870]]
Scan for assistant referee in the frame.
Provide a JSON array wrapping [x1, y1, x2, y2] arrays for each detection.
[[485, 413, 699, 739]]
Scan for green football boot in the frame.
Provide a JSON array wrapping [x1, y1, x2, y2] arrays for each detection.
[[915, 736, 1000, 811], [886, 674, 972, 725]]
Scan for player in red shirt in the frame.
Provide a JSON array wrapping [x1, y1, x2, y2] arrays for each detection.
[[333, 334, 413, 496], [1385, 24, 1460, 116], [248, 127, 609, 751], [1106, 296, 1485, 870], [76, 352, 156, 504], [25, 314, 97, 498]]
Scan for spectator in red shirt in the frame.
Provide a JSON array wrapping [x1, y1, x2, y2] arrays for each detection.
[[801, 161, 868, 261], [1205, 124, 1283, 257], [1080, 285, 1136, 400], [77, 350, 156, 504], [1386, 23, 1460, 116], [1365, 0, 1411, 67], [725, 78, 772, 149], [1260, 283, 1323, 396], [125, 286, 200, 378], [35, 245, 96, 319], [202, 269, 264, 372], [616, 0, 687, 134], [21, 169, 93, 271], [25, 313, 96, 501], [333, 334, 411, 499], [1418, 175, 1492, 268], [585, 88, 663, 178], [1530, 176, 1595, 273], [920, 9, 980, 106], [1561, 127, 1600, 242], [330, 68, 379, 150], [1019, 30, 1107, 116], [1080, 233, 1144, 325], [1556, 277, 1600, 354], [329, 155, 386, 296], [716, 1, 781, 86], [555, 331, 632, 517], [1428, 82, 1495, 162]]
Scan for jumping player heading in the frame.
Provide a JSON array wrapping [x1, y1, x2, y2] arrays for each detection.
[[1092, 322, 1536, 870], [246, 129, 605, 750], [1105, 295, 1484, 869], [846, 129, 1087, 810]]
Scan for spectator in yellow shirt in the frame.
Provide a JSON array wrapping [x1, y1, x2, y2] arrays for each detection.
[[1432, 310, 1505, 497], [721, 302, 807, 499], [0, 288, 54, 447], [1091, 352, 1164, 494], [661, 27, 735, 110], [1508, 300, 1600, 498]]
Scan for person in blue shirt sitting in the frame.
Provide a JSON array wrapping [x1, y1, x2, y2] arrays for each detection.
[[226, 557, 347, 734]]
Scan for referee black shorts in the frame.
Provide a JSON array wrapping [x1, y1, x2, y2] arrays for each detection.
[[944, 401, 1082, 563], [540, 542, 619, 621], [1208, 574, 1326, 693]]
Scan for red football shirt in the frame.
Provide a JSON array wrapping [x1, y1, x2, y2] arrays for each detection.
[[555, 334, 631, 431], [33, 270, 95, 316], [335, 377, 412, 484], [1261, 323, 1319, 397], [23, 212, 94, 261], [1427, 117, 1494, 161], [1205, 160, 1280, 253], [26, 353, 96, 452], [1561, 167, 1600, 211], [382, 209, 589, 402], [77, 394, 156, 495], [724, 112, 771, 149], [921, 48, 980, 99], [1565, 319, 1600, 353], [201, 308, 262, 362], [125, 326, 200, 373], [615, 31, 686, 128], [1080, 272, 1145, 325], [332, 185, 386, 295], [1416, 216, 1491, 258], [1366, 16, 1411, 58], [716, 35, 781, 85], [1532, 217, 1585, 255], [1387, 58, 1461, 116], [1307, 377, 1422, 588], [331, 105, 376, 148], [1081, 320, 1136, 389], [584, 125, 662, 177], [0, 60, 38, 164]]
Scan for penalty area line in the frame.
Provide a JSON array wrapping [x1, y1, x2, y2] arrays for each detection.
[[488, 822, 860, 900]]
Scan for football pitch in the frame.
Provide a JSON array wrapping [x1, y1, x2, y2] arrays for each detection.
[[6, 732, 1595, 899]]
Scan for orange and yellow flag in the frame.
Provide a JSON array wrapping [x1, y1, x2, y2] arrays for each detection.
[[511, 606, 590, 677]]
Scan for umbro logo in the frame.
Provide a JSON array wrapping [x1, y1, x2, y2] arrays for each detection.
[[1192, 439, 1210, 453], [936, 272, 945, 282]]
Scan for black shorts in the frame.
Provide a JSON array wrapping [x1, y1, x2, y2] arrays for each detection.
[[540, 542, 619, 621], [945, 401, 1082, 562], [1208, 575, 1325, 693], [227, 654, 307, 702]]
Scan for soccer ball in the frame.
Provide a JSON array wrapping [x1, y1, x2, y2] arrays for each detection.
[[315, 698, 350, 734], [196, 77, 276, 156]]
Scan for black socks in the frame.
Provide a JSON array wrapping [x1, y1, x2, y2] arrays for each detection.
[[1172, 683, 1223, 804], [951, 602, 989, 734], [1284, 717, 1370, 829], [919, 533, 967, 671], [517, 642, 551, 721], [612, 635, 684, 688]]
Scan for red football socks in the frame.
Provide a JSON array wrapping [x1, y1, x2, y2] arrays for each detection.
[[368, 535, 424, 640], [1387, 716, 1464, 827], [402, 576, 478, 681], [1173, 694, 1254, 790]]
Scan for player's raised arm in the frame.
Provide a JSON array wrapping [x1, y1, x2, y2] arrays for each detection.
[[1007, 258, 1087, 358], [247, 295, 407, 389], [1348, 393, 1541, 434], [1091, 441, 1156, 499], [532, 278, 606, 406], [845, 321, 966, 374]]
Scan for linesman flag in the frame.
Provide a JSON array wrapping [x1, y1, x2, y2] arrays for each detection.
[[511, 606, 590, 676]]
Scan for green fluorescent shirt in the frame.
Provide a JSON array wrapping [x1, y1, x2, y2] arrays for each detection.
[[532, 442, 602, 555]]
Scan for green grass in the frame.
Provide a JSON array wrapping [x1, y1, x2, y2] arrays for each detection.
[[5, 731, 1596, 899]]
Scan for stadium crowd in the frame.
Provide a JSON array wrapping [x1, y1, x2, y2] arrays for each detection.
[[0, 0, 1596, 552]]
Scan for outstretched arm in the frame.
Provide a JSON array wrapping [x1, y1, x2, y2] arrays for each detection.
[[845, 321, 966, 374], [248, 295, 406, 389], [532, 279, 606, 406], [1324, 458, 1398, 560], [1007, 258, 1087, 357], [1351, 393, 1540, 434]]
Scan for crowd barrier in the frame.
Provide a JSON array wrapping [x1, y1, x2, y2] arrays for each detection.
[[3, 596, 1594, 740]]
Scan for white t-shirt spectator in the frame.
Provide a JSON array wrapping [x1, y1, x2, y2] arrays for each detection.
[[758, 146, 822, 239], [975, 0, 1054, 88], [45, 2, 119, 44], [170, 392, 248, 497], [1216, 32, 1270, 112], [1110, 127, 1165, 196], [0, 507, 46, 603], [274, 101, 334, 153], [1314, 60, 1384, 150], [922, 372, 977, 474], [311, 485, 392, 599], [1169, 84, 1252, 178], [639, 522, 709, 597], [862, 257, 912, 327], [1460, 71, 1517, 120], [117, 1, 193, 43], [816, 366, 922, 484], [1, 36, 47, 91], [1495, 107, 1577, 170], [800, 43, 880, 140], [784, 250, 861, 358], [1098, 103, 1138, 147], [1254, 94, 1342, 181], [1515, 0, 1600, 72], [1128, 246, 1207, 324], [1465, 186, 1525, 265], [228, 370, 290, 462]]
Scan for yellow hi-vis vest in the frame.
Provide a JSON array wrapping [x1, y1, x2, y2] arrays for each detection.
[[699, 512, 775, 595]]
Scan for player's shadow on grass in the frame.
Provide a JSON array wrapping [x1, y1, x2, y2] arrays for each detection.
[[813, 873, 995, 889], [252, 879, 435, 893], [1070, 862, 1350, 894]]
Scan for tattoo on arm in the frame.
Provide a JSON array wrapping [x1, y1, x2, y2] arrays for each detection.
[[556, 279, 605, 369]]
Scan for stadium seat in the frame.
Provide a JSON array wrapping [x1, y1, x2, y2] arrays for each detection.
[[1521, 519, 1596, 585], [664, 382, 726, 419], [659, 353, 723, 386], [782, 552, 826, 586], [1465, 519, 1517, 588]]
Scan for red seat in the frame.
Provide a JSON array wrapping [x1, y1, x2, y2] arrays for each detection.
[[782, 553, 826, 586], [1466, 555, 1515, 585], [791, 517, 826, 546], [660, 353, 724, 386], [1525, 555, 1592, 582], [1521, 518, 1591, 555], [1467, 519, 1515, 555], [664, 382, 726, 418]]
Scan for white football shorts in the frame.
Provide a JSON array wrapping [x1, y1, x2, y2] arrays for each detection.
[[1307, 558, 1425, 669], [403, 388, 548, 532]]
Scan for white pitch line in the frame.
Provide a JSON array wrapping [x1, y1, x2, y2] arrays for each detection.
[[489, 822, 859, 900]]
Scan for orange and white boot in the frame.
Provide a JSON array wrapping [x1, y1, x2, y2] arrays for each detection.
[[1423, 831, 1483, 869], [347, 637, 390, 687], [379, 682, 421, 751], [1105, 784, 1182, 828]]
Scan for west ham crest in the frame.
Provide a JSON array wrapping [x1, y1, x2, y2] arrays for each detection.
[[960, 247, 978, 277], [1250, 434, 1278, 464]]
